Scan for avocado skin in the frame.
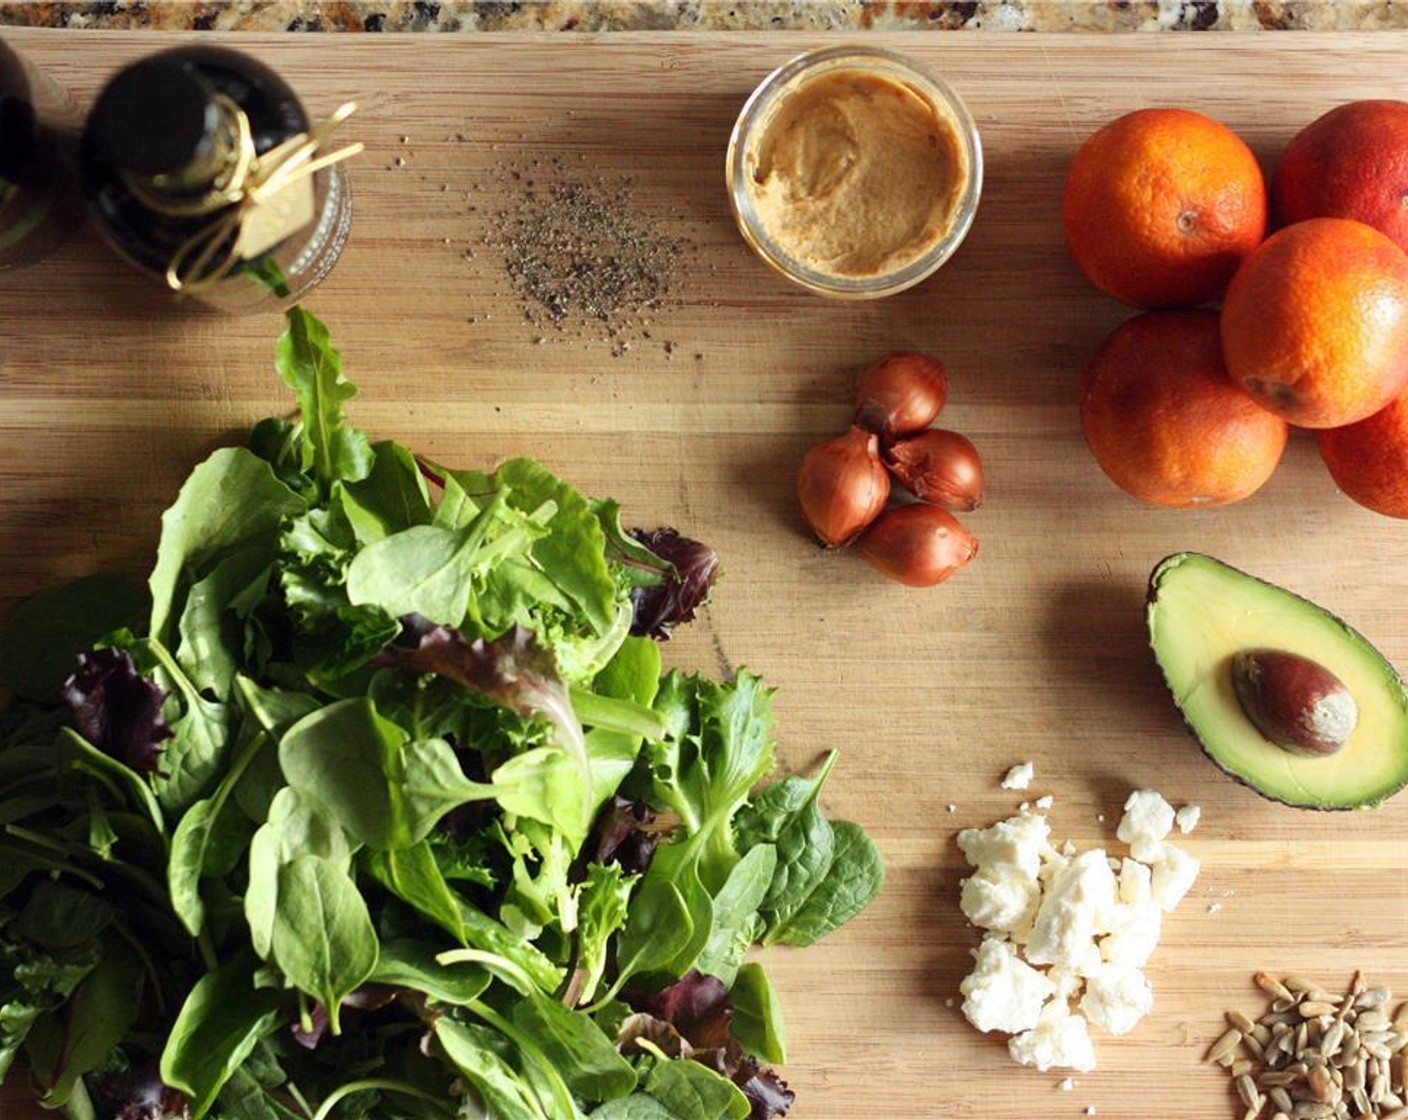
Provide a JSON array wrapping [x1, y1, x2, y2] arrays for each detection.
[[1146, 552, 1408, 811]]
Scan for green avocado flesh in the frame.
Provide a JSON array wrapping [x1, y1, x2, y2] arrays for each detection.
[[1148, 552, 1408, 810]]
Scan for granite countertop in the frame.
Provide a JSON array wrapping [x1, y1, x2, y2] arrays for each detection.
[[0, 0, 1401, 33]]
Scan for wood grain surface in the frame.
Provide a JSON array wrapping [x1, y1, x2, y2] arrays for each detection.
[[4, 28, 1408, 1120]]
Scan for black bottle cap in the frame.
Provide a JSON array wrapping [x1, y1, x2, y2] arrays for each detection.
[[88, 58, 219, 178]]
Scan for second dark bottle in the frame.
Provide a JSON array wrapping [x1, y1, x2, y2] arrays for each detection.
[[81, 45, 357, 313]]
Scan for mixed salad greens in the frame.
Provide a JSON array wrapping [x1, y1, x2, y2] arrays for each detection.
[[0, 309, 883, 1120]]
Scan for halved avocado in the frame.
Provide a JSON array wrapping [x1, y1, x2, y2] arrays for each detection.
[[1147, 552, 1408, 810]]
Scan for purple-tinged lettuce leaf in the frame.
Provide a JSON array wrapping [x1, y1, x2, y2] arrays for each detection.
[[732, 1057, 795, 1120], [60, 648, 173, 774], [639, 969, 730, 1048], [94, 1063, 191, 1120], [627, 529, 720, 641], [592, 796, 661, 874], [374, 617, 591, 813]]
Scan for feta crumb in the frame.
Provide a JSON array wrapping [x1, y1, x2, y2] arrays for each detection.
[[1057, 1077, 1077, 1091], [1079, 965, 1154, 1035], [1085, 1107, 1097, 1117], [958, 813, 1051, 881], [1150, 842, 1201, 912], [1019, 801, 1031, 812], [1175, 804, 1201, 834], [946, 803, 957, 813], [960, 936, 1057, 1034], [1025, 850, 1117, 968], [1116, 858, 1152, 908], [1100, 901, 1163, 969], [1002, 762, 1035, 790], [1035, 794, 1054, 810], [1207, 902, 1223, 915], [1008, 1002, 1097, 1072], [1116, 790, 1176, 862], [960, 870, 1041, 935]]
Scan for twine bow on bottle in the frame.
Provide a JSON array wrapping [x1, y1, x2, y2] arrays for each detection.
[[164, 100, 364, 293]]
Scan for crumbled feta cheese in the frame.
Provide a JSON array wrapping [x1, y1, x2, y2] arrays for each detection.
[[957, 786, 1201, 1074], [1175, 804, 1201, 834], [1150, 842, 1201, 912], [1116, 790, 1175, 862], [1025, 850, 1117, 969], [960, 871, 1041, 935], [958, 812, 1051, 882], [1100, 901, 1163, 969], [1057, 1077, 1077, 1091], [1035, 794, 1054, 810], [960, 936, 1057, 1034], [1079, 965, 1154, 1036], [1008, 1002, 1097, 1072], [1002, 762, 1035, 790]]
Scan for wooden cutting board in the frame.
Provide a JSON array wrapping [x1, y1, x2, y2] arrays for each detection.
[[5, 27, 1408, 1120]]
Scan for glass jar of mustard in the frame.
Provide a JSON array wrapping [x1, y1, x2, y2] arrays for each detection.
[[727, 46, 983, 299]]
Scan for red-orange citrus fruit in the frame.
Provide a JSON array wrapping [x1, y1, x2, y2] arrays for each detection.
[[1317, 389, 1408, 518], [1220, 217, 1408, 429], [1081, 309, 1288, 507], [1273, 100, 1408, 252], [1064, 108, 1267, 309]]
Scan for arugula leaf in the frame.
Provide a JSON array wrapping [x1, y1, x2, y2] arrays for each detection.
[[275, 306, 372, 496], [341, 441, 434, 545]]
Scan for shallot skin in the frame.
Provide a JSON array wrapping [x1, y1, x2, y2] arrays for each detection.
[[796, 426, 891, 547], [854, 352, 950, 439], [857, 503, 978, 587], [884, 429, 984, 512]]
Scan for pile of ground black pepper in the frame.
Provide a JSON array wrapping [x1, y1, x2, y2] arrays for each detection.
[[480, 157, 690, 358]]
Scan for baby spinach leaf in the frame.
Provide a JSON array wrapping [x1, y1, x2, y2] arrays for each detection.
[[769, 819, 884, 948], [728, 963, 787, 1065], [735, 758, 837, 942], [363, 841, 467, 943], [371, 940, 489, 1006], [216, 1067, 304, 1120], [692, 843, 775, 988], [643, 1056, 749, 1120], [276, 305, 372, 496], [0, 573, 149, 703], [278, 698, 488, 850], [159, 950, 285, 1119], [588, 1097, 677, 1120], [12, 881, 115, 950], [269, 853, 379, 1033], [450, 898, 563, 994], [134, 637, 233, 815], [611, 876, 695, 995], [245, 786, 352, 960], [511, 991, 637, 1102], [432, 1019, 548, 1120], [148, 446, 306, 648]]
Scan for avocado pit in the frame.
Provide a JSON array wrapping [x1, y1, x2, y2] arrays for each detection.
[[1231, 648, 1358, 757]]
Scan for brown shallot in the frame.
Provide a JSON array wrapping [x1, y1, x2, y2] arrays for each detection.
[[884, 428, 984, 512], [796, 426, 891, 547], [854, 352, 950, 439], [857, 503, 977, 587]]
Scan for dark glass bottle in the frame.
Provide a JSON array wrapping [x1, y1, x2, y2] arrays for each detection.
[[80, 46, 354, 312], [0, 38, 80, 271]]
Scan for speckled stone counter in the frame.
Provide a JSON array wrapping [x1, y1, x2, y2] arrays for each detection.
[[0, 1, 1402, 33]]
